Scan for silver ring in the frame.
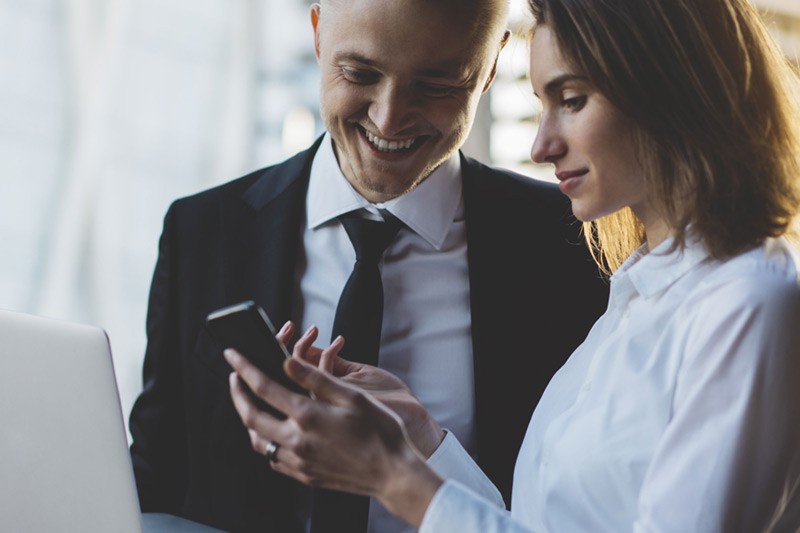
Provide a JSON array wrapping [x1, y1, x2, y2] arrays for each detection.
[[264, 441, 280, 464]]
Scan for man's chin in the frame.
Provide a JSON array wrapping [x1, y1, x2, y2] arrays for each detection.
[[353, 175, 422, 202]]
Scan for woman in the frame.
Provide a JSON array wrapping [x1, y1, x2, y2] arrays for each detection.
[[226, 0, 800, 530]]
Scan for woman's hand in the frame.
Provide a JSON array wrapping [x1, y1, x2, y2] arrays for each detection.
[[224, 343, 443, 527], [277, 323, 445, 458]]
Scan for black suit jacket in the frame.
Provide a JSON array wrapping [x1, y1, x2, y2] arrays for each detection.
[[129, 138, 608, 532]]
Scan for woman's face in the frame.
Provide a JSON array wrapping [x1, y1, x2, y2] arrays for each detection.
[[528, 25, 655, 226]]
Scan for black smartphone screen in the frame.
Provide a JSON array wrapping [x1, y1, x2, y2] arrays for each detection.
[[206, 300, 306, 416]]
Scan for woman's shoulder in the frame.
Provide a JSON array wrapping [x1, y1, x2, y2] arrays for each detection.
[[687, 237, 800, 322], [673, 238, 800, 380], [705, 237, 798, 291]]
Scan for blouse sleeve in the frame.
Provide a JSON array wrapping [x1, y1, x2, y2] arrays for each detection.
[[634, 270, 800, 532], [426, 430, 506, 509]]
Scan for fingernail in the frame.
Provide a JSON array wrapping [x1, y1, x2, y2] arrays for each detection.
[[279, 321, 291, 335], [304, 324, 317, 337]]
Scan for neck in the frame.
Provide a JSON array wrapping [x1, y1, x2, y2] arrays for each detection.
[[632, 204, 671, 251], [643, 218, 671, 251]]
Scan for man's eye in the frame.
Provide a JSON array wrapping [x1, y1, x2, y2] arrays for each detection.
[[342, 68, 377, 84], [419, 83, 456, 98], [562, 95, 587, 111]]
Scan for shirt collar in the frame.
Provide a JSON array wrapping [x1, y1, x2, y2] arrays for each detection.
[[611, 231, 710, 303], [307, 134, 463, 250]]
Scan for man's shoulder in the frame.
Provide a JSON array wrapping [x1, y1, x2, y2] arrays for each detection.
[[462, 154, 562, 197], [461, 154, 571, 220], [170, 139, 321, 213], [172, 166, 269, 209]]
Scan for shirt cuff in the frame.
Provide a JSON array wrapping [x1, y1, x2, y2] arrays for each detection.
[[420, 480, 461, 533], [426, 430, 505, 508], [420, 480, 526, 533]]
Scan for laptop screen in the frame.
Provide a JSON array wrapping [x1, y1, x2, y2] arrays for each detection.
[[0, 309, 143, 533]]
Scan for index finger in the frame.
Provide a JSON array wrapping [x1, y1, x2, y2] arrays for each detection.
[[276, 321, 295, 346], [224, 348, 307, 416], [319, 336, 345, 374]]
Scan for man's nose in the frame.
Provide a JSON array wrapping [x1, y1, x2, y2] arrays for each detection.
[[368, 83, 417, 136]]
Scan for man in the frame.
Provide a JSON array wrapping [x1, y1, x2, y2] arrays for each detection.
[[128, 0, 608, 531]]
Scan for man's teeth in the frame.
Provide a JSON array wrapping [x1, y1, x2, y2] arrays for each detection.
[[366, 131, 416, 152]]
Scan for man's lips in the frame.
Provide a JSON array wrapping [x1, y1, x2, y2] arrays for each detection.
[[366, 130, 416, 151], [357, 125, 429, 156]]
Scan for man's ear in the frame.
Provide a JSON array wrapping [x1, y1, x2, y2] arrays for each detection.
[[310, 3, 322, 62], [482, 30, 512, 94]]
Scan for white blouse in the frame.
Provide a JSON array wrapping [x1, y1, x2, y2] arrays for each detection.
[[420, 236, 800, 532]]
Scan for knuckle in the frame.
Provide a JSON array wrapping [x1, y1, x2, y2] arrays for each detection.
[[284, 431, 301, 450], [251, 380, 271, 398], [295, 463, 321, 487], [305, 474, 322, 488], [239, 405, 258, 428], [293, 437, 315, 458], [296, 472, 318, 487], [293, 404, 317, 428]]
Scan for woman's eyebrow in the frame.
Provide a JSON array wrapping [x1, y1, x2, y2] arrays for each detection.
[[534, 73, 589, 97]]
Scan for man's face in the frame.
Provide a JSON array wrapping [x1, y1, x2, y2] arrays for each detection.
[[311, 0, 505, 203]]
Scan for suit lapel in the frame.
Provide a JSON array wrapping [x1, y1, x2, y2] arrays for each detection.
[[203, 141, 324, 525], [221, 138, 323, 333], [462, 154, 513, 466], [462, 157, 496, 398]]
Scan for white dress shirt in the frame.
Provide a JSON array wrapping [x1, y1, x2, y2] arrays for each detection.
[[291, 135, 503, 533], [420, 235, 800, 532]]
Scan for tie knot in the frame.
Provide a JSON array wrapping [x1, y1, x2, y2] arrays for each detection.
[[340, 213, 402, 263]]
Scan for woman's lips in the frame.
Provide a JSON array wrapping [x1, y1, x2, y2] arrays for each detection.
[[555, 169, 588, 195]]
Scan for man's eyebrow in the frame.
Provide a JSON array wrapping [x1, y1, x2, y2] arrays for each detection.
[[418, 67, 469, 81], [333, 51, 467, 80], [333, 51, 379, 67], [534, 73, 589, 97]]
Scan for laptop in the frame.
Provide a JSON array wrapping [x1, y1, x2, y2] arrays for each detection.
[[0, 309, 223, 532]]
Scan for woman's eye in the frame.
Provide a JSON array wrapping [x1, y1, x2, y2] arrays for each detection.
[[562, 95, 587, 111]]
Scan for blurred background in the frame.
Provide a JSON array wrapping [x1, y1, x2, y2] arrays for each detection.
[[2, 0, 799, 440]]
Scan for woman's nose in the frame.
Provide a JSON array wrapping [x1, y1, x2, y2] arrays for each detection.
[[530, 117, 565, 164]]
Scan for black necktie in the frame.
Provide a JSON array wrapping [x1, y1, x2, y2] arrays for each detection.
[[331, 212, 403, 362], [309, 212, 402, 533]]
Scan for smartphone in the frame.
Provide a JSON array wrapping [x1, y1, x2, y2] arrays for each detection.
[[206, 300, 306, 416]]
